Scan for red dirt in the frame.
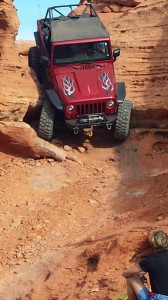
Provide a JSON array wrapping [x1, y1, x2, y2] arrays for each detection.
[[1, 1, 168, 298], [0, 128, 167, 299]]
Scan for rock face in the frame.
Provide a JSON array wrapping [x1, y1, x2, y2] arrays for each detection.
[[0, 0, 41, 123], [80, 0, 144, 13], [0, 0, 47, 158], [0, 0, 168, 157], [107, 0, 168, 127]]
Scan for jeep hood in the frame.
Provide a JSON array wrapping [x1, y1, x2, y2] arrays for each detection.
[[52, 63, 116, 103]]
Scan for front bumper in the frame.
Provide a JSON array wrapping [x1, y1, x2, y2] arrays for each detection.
[[65, 114, 117, 131]]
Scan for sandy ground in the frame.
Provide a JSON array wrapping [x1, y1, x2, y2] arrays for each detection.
[[0, 128, 168, 299]]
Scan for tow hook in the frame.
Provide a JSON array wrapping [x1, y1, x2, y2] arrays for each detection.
[[83, 127, 93, 137], [107, 124, 112, 130], [74, 127, 79, 134]]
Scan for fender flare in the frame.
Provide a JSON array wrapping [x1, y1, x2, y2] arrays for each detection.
[[46, 89, 63, 111], [116, 82, 126, 104]]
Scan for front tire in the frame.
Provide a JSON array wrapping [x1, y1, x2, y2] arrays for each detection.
[[114, 99, 132, 140], [38, 101, 55, 141], [28, 46, 43, 83]]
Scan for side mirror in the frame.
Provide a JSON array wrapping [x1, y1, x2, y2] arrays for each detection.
[[41, 55, 50, 66], [113, 48, 120, 61]]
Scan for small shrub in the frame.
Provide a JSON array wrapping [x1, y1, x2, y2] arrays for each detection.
[[113, 291, 127, 300]]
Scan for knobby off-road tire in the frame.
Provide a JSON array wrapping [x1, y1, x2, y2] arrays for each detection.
[[114, 99, 132, 140], [38, 101, 55, 141], [28, 46, 43, 84]]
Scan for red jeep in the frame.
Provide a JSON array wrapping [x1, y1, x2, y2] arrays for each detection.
[[28, 4, 132, 141]]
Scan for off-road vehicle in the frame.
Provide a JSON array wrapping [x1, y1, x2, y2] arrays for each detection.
[[28, 4, 132, 141]]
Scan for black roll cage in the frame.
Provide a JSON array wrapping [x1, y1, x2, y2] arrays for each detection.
[[43, 4, 98, 24]]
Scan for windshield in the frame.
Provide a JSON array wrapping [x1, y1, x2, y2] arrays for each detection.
[[53, 41, 110, 65]]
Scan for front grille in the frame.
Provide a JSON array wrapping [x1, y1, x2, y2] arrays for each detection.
[[77, 102, 105, 116]]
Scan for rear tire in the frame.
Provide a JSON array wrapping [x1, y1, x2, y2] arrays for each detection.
[[38, 101, 55, 141], [28, 46, 43, 83], [114, 99, 132, 140]]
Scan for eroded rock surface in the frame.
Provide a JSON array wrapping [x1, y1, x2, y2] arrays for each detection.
[[0, 0, 48, 157], [0, 0, 41, 122], [107, 0, 168, 127], [80, 0, 144, 13], [0, 122, 66, 161]]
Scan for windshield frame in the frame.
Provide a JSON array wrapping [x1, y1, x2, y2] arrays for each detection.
[[52, 39, 111, 66]]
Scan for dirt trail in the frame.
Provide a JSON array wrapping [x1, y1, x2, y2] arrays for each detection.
[[0, 129, 168, 299]]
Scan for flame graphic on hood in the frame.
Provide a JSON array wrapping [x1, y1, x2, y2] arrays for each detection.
[[99, 72, 114, 94], [62, 76, 75, 98]]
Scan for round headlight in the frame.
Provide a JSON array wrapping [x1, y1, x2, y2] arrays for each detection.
[[67, 104, 75, 112], [107, 100, 115, 108]]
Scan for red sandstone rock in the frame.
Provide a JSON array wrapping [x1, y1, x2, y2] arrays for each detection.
[[0, 122, 66, 161], [0, 0, 41, 123], [106, 0, 168, 126], [80, 0, 144, 7]]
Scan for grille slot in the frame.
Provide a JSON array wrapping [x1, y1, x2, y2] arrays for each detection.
[[77, 102, 105, 116]]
